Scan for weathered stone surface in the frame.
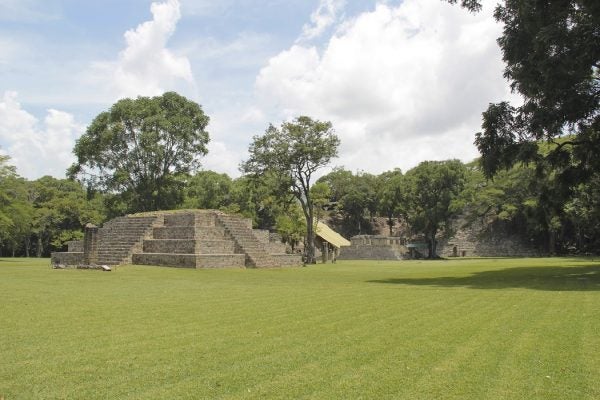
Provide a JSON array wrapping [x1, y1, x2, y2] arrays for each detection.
[[338, 235, 408, 260], [50, 252, 84, 266], [67, 240, 83, 252], [437, 217, 541, 257], [55, 210, 302, 269]]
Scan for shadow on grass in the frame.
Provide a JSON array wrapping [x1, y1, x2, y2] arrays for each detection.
[[368, 264, 600, 291]]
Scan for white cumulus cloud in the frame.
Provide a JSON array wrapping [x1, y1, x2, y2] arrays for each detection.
[[256, 0, 514, 174], [0, 91, 83, 179], [89, 0, 194, 101], [299, 0, 346, 42]]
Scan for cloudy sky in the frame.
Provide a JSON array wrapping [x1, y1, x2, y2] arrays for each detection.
[[0, 0, 515, 179]]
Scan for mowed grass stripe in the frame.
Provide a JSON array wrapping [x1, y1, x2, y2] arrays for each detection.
[[1, 258, 599, 399], [581, 292, 600, 399]]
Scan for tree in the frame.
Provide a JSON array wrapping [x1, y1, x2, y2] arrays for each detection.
[[404, 160, 467, 258], [309, 181, 331, 225], [448, 0, 600, 182], [224, 173, 296, 230], [339, 173, 378, 235], [242, 116, 340, 264], [27, 176, 106, 257], [69, 91, 210, 213], [275, 204, 306, 251], [182, 171, 232, 210], [0, 154, 33, 256], [377, 169, 405, 236], [317, 168, 379, 236]]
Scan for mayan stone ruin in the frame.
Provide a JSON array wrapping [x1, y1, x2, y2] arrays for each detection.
[[51, 210, 302, 269]]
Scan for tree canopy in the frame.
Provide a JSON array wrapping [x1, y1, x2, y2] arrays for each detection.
[[69, 92, 210, 213], [242, 116, 340, 263], [449, 0, 600, 182], [403, 160, 467, 258]]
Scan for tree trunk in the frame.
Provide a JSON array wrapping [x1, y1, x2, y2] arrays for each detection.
[[388, 215, 393, 236], [306, 218, 316, 264], [548, 230, 556, 255], [300, 196, 316, 265], [25, 237, 30, 257], [36, 236, 43, 258], [427, 230, 438, 259]]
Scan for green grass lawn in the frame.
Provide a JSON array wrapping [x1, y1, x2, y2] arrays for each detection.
[[1, 257, 599, 399]]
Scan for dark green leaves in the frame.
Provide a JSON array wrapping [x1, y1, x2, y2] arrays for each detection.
[[70, 92, 209, 213]]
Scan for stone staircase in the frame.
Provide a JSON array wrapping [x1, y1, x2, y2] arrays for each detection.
[[52, 210, 302, 269], [130, 210, 301, 268], [96, 216, 159, 265], [131, 212, 245, 268], [214, 213, 278, 268]]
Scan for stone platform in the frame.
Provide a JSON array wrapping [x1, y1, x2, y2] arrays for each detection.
[[51, 210, 302, 269]]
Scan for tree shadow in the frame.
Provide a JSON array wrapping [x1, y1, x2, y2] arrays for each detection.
[[368, 263, 600, 291]]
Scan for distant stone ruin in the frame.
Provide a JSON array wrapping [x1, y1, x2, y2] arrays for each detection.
[[437, 217, 541, 258], [51, 210, 302, 269], [338, 235, 408, 260]]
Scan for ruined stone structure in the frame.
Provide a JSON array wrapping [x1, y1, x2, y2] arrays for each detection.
[[338, 235, 408, 260], [337, 216, 540, 260], [437, 217, 541, 258], [51, 210, 302, 269]]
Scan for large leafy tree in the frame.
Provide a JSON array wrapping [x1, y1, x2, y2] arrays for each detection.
[[0, 155, 33, 256], [377, 169, 405, 236], [182, 171, 232, 210], [242, 116, 340, 264], [317, 168, 380, 237], [464, 160, 568, 253], [404, 160, 467, 258], [449, 0, 600, 182], [69, 91, 210, 213], [28, 176, 106, 257]]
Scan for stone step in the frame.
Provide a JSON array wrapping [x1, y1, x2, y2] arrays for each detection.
[[141, 239, 236, 254], [132, 252, 246, 269], [152, 226, 226, 240]]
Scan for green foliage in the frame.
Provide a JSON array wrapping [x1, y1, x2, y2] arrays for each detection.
[[223, 174, 295, 230], [2, 257, 599, 398], [28, 176, 106, 256], [275, 204, 306, 250], [462, 0, 600, 182], [376, 169, 405, 235], [69, 92, 210, 214], [242, 116, 340, 263], [404, 160, 467, 258], [309, 181, 331, 224], [182, 170, 233, 210], [317, 168, 380, 237]]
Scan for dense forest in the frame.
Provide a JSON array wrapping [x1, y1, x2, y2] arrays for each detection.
[[2, 145, 599, 257]]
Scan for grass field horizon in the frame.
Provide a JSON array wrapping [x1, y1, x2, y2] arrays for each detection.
[[1, 257, 599, 399]]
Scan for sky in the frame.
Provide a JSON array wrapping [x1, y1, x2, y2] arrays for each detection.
[[0, 0, 517, 180]]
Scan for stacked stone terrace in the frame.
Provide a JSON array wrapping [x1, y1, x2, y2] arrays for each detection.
[[51, 210, 301, 269], [97, 216, 158, 265], [338, 235, 408, 260]]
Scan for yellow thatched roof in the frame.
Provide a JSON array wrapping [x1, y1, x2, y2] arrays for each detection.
[[316, 222, 350, 249]]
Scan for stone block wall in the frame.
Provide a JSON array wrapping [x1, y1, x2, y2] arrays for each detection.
[[51, 252, 84, 266], [52, 210, 302, 269], [338, 235, 408, 260], [67, 240, 83, 252], [437, 217, 541, 257]]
